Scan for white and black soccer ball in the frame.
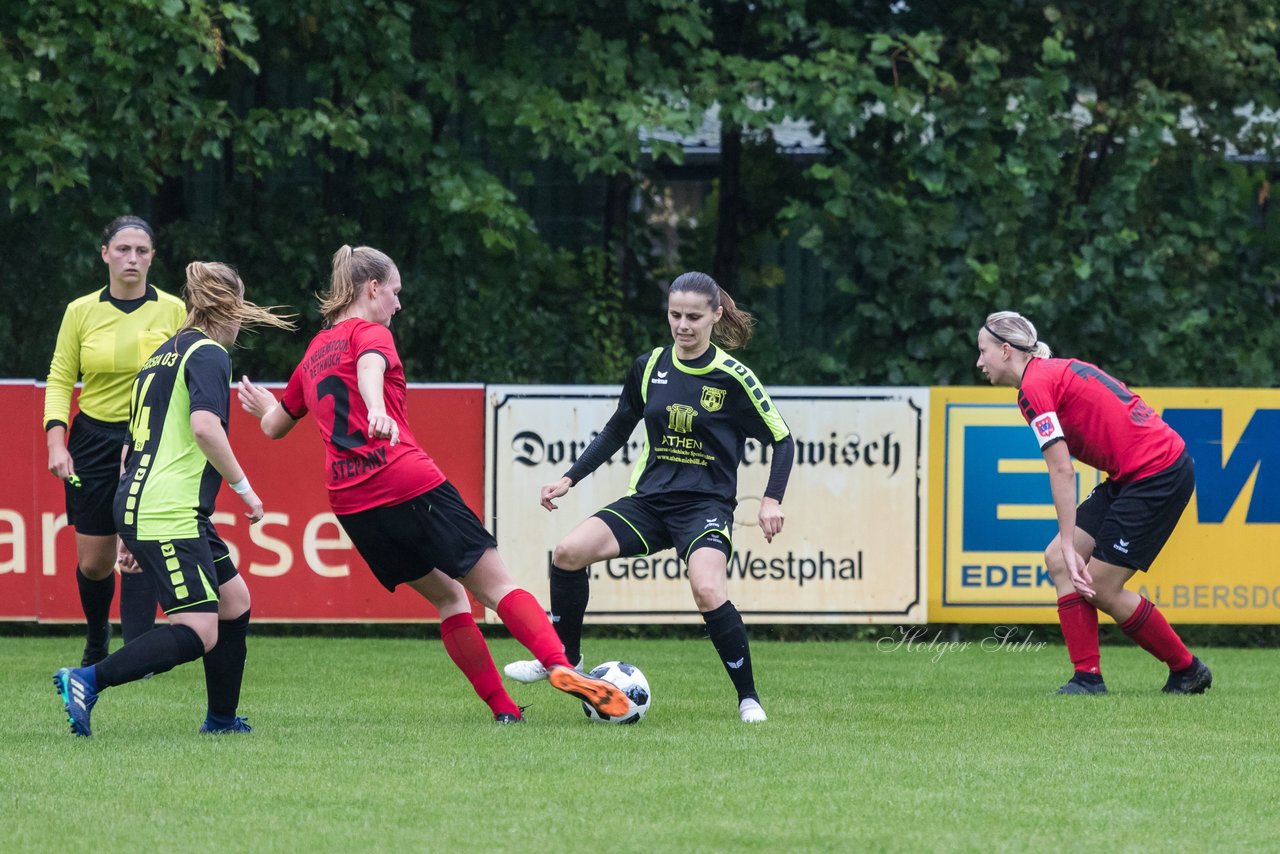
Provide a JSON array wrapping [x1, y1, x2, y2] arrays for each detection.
[[582, 660, 650, 724]]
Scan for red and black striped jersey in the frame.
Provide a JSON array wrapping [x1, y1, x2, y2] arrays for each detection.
[[1017, 357, 1184, 483], [281, 319, 444, 513]]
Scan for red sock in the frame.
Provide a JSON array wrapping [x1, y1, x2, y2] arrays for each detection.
[[440, 613, 519, 717], [496, 589, 570, 670], [1057, 593, 1101, 675], [1119, 597, 1194, 671]]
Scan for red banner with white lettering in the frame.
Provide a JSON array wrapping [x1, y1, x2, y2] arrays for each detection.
[[0, 383, 485, 622]]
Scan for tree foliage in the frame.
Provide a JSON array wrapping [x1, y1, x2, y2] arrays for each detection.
[[1, 0, 1277, 387]]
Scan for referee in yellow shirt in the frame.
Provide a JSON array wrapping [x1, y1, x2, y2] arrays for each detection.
[[44, 216, 186, 664]]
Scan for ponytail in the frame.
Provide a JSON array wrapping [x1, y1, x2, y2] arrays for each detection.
[[182, 261, 296, 344], [319, 245, 395, 325]]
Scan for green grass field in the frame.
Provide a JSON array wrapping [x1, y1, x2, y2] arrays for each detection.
[[3, 633, 1278, 852]]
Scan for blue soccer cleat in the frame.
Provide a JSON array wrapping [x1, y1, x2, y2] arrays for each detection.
[[53, 667, 98, 736], [199, 715, 253, 734]]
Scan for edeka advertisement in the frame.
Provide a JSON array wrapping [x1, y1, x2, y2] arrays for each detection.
[[0, 383, 486, 622], [930, 386, 1280, 623], [486, 386, 928, 624]]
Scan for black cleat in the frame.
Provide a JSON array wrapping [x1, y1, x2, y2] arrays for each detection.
[[494, 705, 529, 724], [1163, 657, 1212, 694], [1056, 674, 1107, 695]]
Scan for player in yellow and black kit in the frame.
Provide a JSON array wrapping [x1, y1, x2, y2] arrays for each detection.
[[44, 216, 186, 665], [504, 272, 795, 722], [52, 261, 294, 737]]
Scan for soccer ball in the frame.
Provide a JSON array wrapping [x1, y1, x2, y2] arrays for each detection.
[[582, 660, 650, 725]]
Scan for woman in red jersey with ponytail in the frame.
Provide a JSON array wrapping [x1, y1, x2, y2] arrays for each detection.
[[976, 310, 1210, 695], [238, 245, 628, 723]]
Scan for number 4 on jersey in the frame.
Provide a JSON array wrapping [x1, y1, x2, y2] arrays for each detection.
[[128, 373, 156, 452]]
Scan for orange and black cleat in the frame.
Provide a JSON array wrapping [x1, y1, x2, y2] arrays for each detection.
[[548, 667, 630, 718]]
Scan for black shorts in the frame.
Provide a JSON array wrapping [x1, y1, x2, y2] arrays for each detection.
[[596, 493, 734, 563], [124, 520, 238, 615], [1076, 452, 1195, 571], [65, 413, 128, 536], [336, 480, 496, 592]]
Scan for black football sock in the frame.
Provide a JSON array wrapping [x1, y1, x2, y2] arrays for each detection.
[[76, 566, 114, 645], [119, 569, 158, 643], [549, 564, 589, 664], [702, 600, 758, 702], [203, 609, 250, 720], [93, 624, 205, 690]]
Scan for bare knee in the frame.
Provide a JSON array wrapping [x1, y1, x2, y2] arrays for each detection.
[[552, 541, 591, 571], [688, 579, 725, 612], [217, 576, 251, 620], [433, 584, 473, 617], [1043, 545, 1070, 585], [76, 534, 118, 578], [80, 563, 115, 581], [187, 622, 218, 653], [1089, 585, 1127, 617], [408, 572, 478, 616]]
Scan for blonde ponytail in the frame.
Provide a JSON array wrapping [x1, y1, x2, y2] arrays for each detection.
[[319, 245, 395, 325], [182, 262, 296, 343]]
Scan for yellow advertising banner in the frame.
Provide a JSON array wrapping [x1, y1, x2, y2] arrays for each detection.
[[930, 387, 1280, 623]]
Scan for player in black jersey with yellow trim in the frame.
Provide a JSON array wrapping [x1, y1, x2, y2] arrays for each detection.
[[505, 272, 795, 722], [52, 262, 295, 737], [44, 216, 186, 664]]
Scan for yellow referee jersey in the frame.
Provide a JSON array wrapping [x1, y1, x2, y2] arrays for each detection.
[[44, 285, 187, 428]]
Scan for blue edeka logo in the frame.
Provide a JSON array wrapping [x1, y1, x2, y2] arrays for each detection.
[[958, 425, 1077, 593], [957, 409, 1280, 595], [1164, 409, 1280, 523]]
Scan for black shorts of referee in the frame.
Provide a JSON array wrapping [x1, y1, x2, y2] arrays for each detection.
[[64, 413, 128, 537]]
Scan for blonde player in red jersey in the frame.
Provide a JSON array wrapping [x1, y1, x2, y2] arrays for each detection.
[[977, 310, 1210, 695], [238, 245, 628, 723]]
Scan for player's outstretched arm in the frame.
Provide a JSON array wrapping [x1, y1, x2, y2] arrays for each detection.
[[238, 375, 297, 440]]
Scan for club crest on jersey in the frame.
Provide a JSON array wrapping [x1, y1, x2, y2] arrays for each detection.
[[700, 386, 726, 412], [1029, 411, 1064, 447]]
